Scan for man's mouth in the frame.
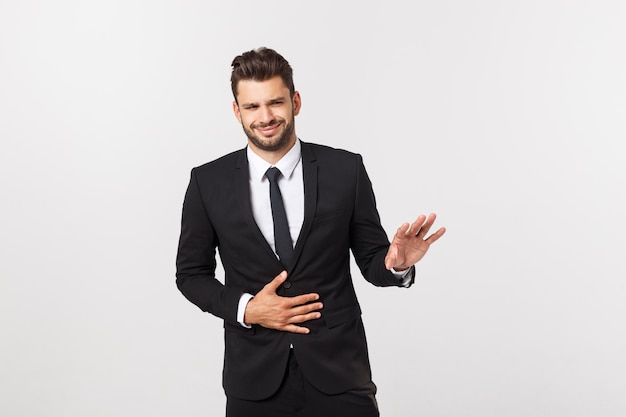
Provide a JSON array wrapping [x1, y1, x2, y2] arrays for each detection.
[[254, 121, 281, 136]]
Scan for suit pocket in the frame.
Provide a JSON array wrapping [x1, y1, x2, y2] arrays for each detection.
[[312, 209, 345, 223], [323, 304, 362, 329]]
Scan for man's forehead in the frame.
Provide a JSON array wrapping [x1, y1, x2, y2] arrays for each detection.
[[237, 77, 290, 101]]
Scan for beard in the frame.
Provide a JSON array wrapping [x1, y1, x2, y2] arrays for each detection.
[[242, 116, 295, 153]]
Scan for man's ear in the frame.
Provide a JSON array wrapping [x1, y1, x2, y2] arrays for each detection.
[[292, 91, 301, 116], [233, 100, 242, 122]]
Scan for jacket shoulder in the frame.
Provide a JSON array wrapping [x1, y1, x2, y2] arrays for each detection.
[[301, 141, 361, 164], [191, 148, 245, 176]]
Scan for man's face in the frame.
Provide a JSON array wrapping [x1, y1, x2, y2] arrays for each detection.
[[233, 76, 301, 154]]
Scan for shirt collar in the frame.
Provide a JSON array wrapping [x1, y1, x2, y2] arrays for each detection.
[[247, 139, 302, 182]]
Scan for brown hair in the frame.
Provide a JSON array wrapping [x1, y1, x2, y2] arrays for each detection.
[[230, 47, 295, 102]]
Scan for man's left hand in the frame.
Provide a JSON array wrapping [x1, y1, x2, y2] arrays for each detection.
[[384, 213, 446, 271]]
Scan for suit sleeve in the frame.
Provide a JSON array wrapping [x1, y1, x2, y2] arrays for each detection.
[[175, 168, 242, 324], [349, 155, 415, 287]]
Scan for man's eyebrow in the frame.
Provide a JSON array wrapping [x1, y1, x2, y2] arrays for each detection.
[[241, 96, 288, 107]]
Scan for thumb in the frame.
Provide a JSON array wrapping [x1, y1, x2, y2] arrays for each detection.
[[384, 247, 397, 271], [265, 270, 288, 292]]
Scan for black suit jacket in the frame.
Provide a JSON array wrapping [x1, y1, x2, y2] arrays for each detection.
[[176, 141, 412, 400]]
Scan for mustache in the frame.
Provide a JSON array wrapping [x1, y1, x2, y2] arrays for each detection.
[[251, 120, 282, 129]]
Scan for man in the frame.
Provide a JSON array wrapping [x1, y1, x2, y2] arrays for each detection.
[[176, 47, 445, 417]]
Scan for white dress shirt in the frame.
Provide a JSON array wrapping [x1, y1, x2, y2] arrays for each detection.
[[247, 139, 305, 254], [237, 139, 412, 327]]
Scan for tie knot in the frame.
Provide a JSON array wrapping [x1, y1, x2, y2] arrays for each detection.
[[265, 167, 282, 183]]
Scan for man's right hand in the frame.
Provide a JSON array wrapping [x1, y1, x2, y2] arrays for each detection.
[[243, 271, 322, 334]]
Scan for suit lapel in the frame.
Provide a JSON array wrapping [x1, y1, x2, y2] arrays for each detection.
[[234, 150, 279, 263], [234, 143, 318, 271], [293, 142, 318, 264]]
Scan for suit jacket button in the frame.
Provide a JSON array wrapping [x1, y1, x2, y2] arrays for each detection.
[[283, 281, 292, 289]]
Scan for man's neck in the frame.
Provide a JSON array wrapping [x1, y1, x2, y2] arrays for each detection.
[[248, 137, 297, 165]]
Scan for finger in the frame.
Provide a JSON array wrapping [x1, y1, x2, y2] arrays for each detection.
[[264, 271, 288, 292], [407, 215, 427, 236], [394, 222, 410, 238], [286, 292, 320, 307], [426, 227, 446, 244], [416, 213, 437, 237], [290, 302, 323, 317], [384, 246, 397, 270], [290, 311, 323, 325], [283, 324, 311, 334]]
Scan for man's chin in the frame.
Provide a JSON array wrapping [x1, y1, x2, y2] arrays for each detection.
[[245, 122, 294, 152], [248, 136, 287, 152]]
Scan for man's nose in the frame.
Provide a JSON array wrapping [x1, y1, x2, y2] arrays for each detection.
[[258, 106, 274, 123]]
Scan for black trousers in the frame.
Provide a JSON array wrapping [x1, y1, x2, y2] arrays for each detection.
[[226, 350, 379, 417]]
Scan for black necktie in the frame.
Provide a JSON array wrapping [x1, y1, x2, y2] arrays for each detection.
[[265, 167, 294, 267]]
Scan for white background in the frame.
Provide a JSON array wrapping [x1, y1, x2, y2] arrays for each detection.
[[1, 1, 625, 416]]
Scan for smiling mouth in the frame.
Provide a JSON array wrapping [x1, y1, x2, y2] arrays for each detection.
[[255, 121, 281, 136]]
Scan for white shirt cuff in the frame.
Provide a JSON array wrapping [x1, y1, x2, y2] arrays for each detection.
[[237, 293, 254, 328], [391, 266, 414, 288]]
